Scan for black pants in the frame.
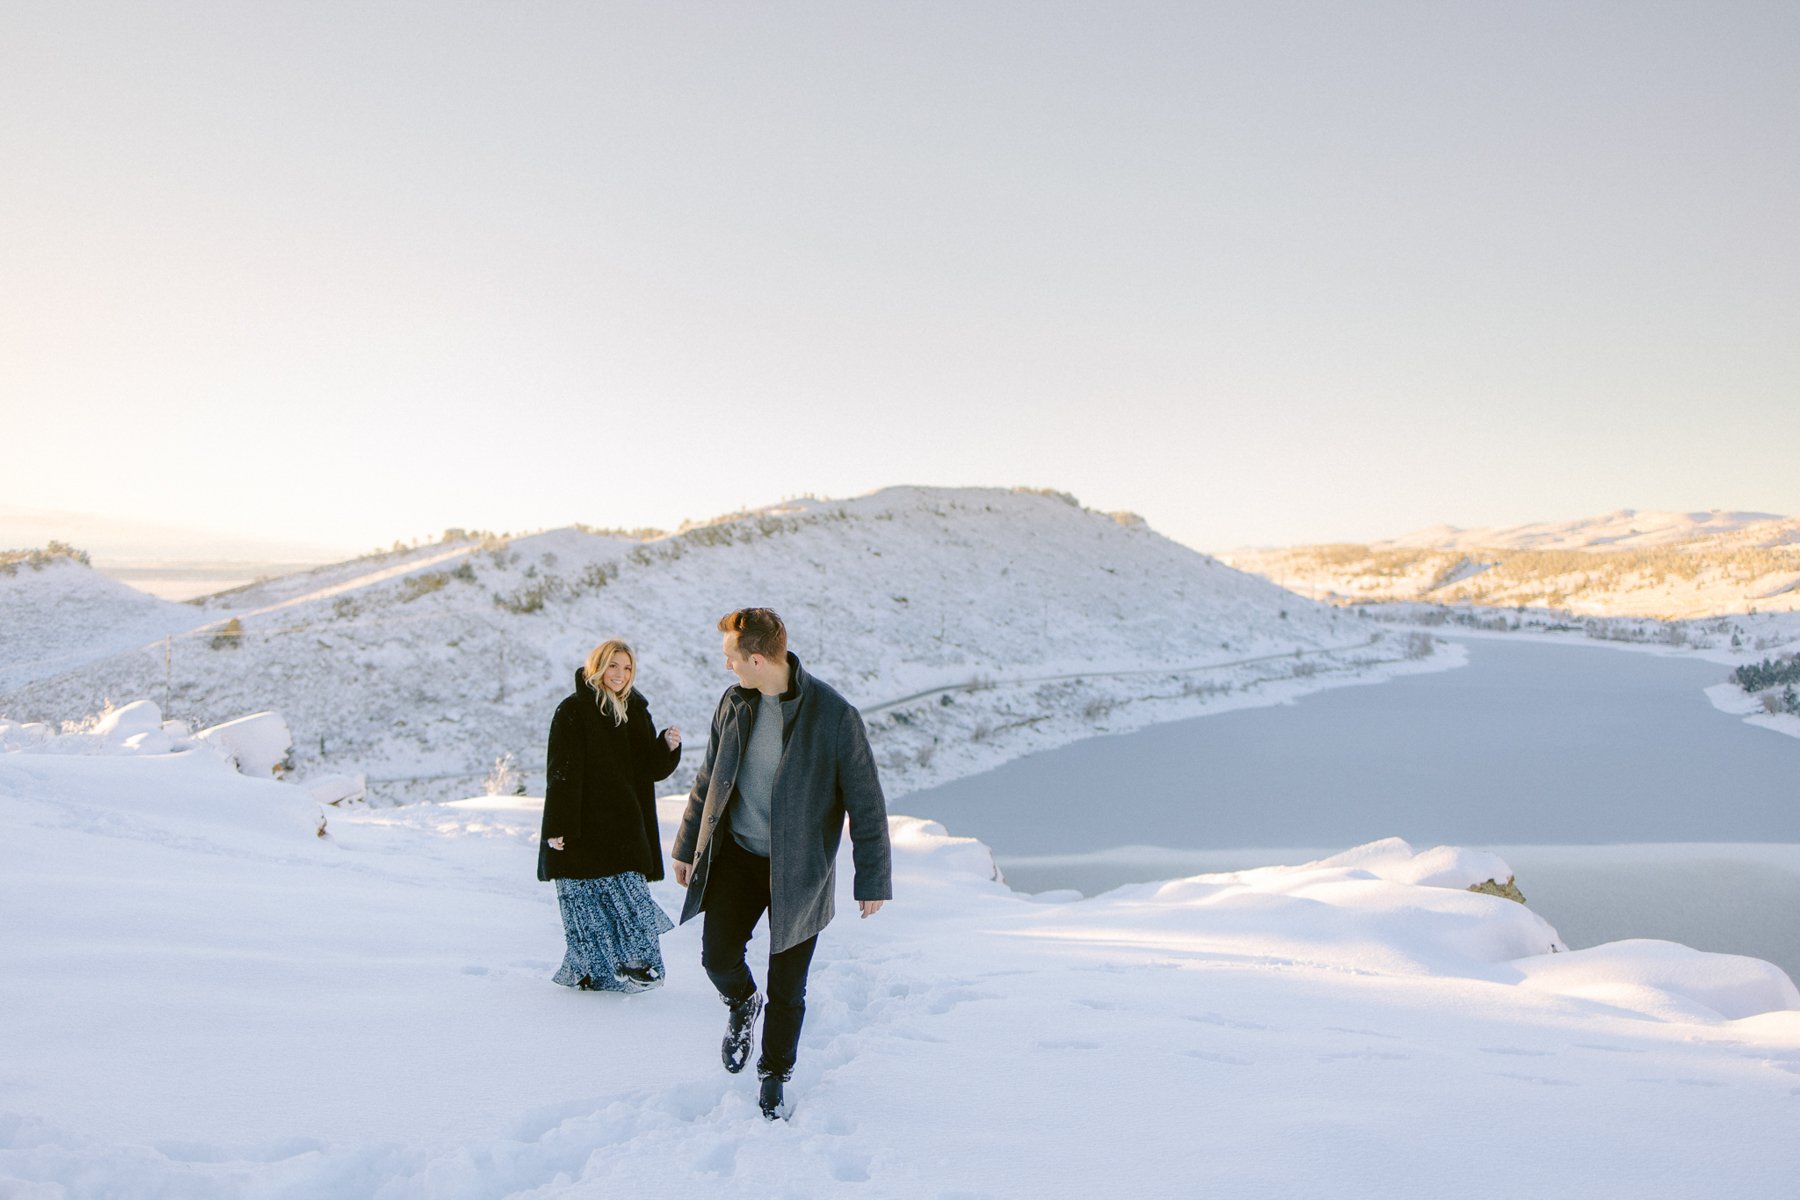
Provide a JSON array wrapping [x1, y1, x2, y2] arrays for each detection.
[[700, 833, 819, 1076]]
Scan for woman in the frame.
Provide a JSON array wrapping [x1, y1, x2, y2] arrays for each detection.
[[539, 638, 683, 992]]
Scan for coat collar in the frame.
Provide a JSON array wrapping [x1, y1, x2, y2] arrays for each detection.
[[733, 651, 807, 710]]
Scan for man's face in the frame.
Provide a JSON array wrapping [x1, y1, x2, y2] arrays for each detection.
[[722, 632, 758, 689]]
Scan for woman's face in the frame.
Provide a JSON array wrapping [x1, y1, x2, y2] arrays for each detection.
[[600, 652, 633, 695]]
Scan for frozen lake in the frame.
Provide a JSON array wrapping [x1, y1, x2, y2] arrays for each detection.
[[901, 637, 1800, 976]]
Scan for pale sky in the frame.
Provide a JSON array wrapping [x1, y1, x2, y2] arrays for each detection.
[[3, 1, 1796, 557]]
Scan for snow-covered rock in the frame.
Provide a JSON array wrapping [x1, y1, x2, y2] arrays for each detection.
[[194, 711, 294, 778], [1511, 939, 1800, 1021], [92, 698, 164, 739]]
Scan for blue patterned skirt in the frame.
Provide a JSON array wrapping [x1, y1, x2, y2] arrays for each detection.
[[552, 873, 675, 992]]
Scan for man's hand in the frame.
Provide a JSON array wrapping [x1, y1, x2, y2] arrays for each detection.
[[664, 726, 682, 750], [547, 837, 564, 851], [858, 900, 885, 918], [673, 859, 692, 887]]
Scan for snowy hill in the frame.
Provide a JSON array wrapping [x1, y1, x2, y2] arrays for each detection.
[[3, 727, 1796, 1196], [0, 553, 198, 692], [1225, 509, 1800, 618], [0, 487, 1405, 803]]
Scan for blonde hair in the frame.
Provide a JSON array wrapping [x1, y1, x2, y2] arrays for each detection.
[[583, 639, 635, 726]]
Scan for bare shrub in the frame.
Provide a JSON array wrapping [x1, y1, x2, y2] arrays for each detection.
[[0, 541, 91, 575], [1012, 486, 1081, 508], [485, 753, 525, 796], [494, 576, 563, 614], [398, 571, 449, 602]]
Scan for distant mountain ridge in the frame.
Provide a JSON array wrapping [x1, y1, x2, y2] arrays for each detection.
[[1224, 508, 1800, 618], [1, 486, 1401, 803], [1384, 509, 1790, 552]]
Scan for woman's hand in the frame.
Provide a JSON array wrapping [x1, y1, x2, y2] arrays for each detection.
[[547, 837, 565, 851], [664, 726, 682, 749]]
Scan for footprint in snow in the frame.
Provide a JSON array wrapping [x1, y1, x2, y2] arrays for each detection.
[[152, 1137, 323, 1164], [1479, 1047, 1553, 1057], [925, 987, 998, 1015], [656, 1080, 729, 1123], [1489, 1072, 1577, 1087], [1036, 1039, 1102, 1051], [1184, 1012, 1271, 1032], [831, 1150, 873, 1183], [1183, 1050, 1252, 1066], [1325, 1026, 1398, 1040], [1319, 1050, 1409, 1063], [812, 1112, 855, 1137], [698, 1140, 737, 1177]]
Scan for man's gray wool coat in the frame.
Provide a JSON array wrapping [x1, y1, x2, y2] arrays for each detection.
[[673, 653, 893, 953]]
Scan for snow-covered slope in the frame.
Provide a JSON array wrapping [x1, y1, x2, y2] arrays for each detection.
[[2, 732, 1795, 1197], [2, 487, 1400, 802], [0, 556, 198, 692], [1225, 509, 1800, 618]]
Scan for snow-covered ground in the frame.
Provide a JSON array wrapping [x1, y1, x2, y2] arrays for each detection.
[[1, 487, 1409, 805], [4, 728, 1797, 1198]]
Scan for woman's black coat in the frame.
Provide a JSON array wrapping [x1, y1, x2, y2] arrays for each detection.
[[538, 669, 681, 882]]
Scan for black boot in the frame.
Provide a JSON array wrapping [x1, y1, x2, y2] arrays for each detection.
[[757, 1066, 792, 1122], [721, 992, 762, 1074], [615, 963, 662, 990]]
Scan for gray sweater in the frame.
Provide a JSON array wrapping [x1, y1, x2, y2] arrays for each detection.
[[729, 693, 782, 855]]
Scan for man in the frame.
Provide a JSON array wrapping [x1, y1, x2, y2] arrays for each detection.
[[672, 607, 892, 1121]]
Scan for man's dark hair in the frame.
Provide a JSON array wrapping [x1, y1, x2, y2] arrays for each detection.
[[719, 608, 787, 661]]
